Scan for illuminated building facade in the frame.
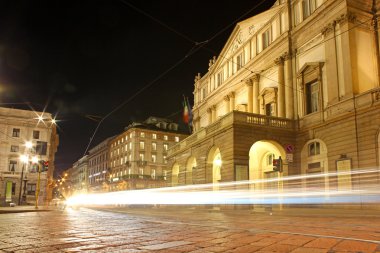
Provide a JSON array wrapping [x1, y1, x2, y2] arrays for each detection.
[[167, 0, 380, 194], [71, 155, 88, 195], [108, 117, 188, 191], [87, 137, 112, 193], [0, 107, 58, 206]]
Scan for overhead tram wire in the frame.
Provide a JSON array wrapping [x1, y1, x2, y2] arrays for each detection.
[[83, 0, 271, 155]]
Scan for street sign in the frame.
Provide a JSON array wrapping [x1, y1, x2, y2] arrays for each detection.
[[286, 153, 293, 163], [285, 144, 295, 153]]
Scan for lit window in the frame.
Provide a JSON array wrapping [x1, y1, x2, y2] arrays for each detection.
[[129, 133, 133, 138], [163, 155, 167, 164], [140, 132, 145, 138], [139, 168, 144, 175], [152, 133, 157, 139], [129, 154, 132, 161], [163, 144, 168, 151], [33, 130, 40, 139], [152, 142, 157, 151], [152, 154, 156, 163], [139, 141, 145, 150], [125, 136, 128, 141], [308, 142, 320, 156], [129, 142, 132, 150], [175, 136, 179, 142], [125, 144, 128, 151], [164, 135, 168, 141], [306, 81, 319, 114], [120, 158, 123, 165], [163, 170, 167, 180], [151, 169, 156, 179], [118, 140, 120, 145], [139, 153, 145, 161]]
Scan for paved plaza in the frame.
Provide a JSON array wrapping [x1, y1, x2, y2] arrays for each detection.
[[0, 206, 379, 252]]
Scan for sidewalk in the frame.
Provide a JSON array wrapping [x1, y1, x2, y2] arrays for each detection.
[[0, 205, 54, 214]]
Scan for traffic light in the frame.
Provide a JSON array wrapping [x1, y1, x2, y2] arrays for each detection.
[[273, 156, 283, 172], [42, 161, 49, 172], [39, 160, 49, 172]]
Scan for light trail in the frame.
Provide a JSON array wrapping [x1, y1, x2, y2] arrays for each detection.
[[66, 168, 380, 206]]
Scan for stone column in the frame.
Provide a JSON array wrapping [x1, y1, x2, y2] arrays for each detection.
[[211, 105, 217, 122], [284, 53, 294, 119], [224, 95, 230, 114], [229, 92, 235, 112], [275, 57, 285, 118], [207, 108, 212, 124], [252, 74, 260, 114], [245, 79, 253, 113]]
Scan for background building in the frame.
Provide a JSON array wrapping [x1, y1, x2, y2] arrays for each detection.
[[88, 137, 113, 193], [0, 107, 58, 206], [108, 116, 188, 191], [168, 0, 380, 195]]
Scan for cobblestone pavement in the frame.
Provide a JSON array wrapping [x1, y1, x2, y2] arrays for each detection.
[[0, 206, 380, 253]]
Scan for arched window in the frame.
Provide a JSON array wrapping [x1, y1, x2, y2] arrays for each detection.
[[266, 153, 275, 165], [308, 141, 320, 156]]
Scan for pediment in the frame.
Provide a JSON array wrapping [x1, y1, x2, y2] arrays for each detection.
[[209, 4, 283, 73]]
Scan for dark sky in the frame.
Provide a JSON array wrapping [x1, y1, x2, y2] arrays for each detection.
[[0, 0, 276, 174]]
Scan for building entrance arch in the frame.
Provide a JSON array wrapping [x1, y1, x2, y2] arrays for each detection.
[[207, 147, 222, 190], [249, 140, 286, 191]]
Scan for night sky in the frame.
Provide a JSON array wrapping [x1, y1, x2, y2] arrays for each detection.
[[0, 0, 276, 174]]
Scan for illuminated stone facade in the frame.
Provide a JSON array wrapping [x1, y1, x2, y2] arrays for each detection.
[[0, 107, 58, 206], [168, 0, 380, 193], [108, 117, 188, 191]]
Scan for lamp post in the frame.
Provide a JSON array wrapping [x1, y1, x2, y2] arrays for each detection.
[[18, 155, 28, 205]]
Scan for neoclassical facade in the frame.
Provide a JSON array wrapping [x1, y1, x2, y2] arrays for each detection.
[[168, 0, 380, 193], [0, 107, 59, 206]]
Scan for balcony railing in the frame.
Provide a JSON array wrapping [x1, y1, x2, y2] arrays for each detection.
[[169, 110, 295, 156]]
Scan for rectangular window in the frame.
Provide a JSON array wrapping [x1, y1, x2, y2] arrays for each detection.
[[302, 0, 317, 20], [152, 142, 157, 151], [265, 103, 275, 116], [236, 53, 243, 71], [175, 137, 179, 142], [129, 133, 133, 138], [12, 128, 20, 137], [9, 160, 17, 172], [10, 145, 19, 152], [139, 153, 145, 161], [262, 28, 271, 50], [152, 133, 157, 139], [308, 142, 320, 156], [27, 184, 36, 195], [139, 141, 145, 150], [163, 170, 167, 180], [125, 144, 128, 151], [151, 169, 156, 179], [294, 3, 301, 25], [164, 135, 168, 141], [202, 88, 206, 100], [163, 155, 167, 164], [163, 144, 168, 151], [151, 154, 156, 163], [140, 132, 145, 138], [36, 141, 47, 155], [129, 142, 132, 150], [33, 130, 40, 139], [216, 72, 223, 87], [306, 81, 319, 114]]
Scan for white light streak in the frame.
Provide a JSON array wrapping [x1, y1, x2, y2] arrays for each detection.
[[66, 168, 380, 207]]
